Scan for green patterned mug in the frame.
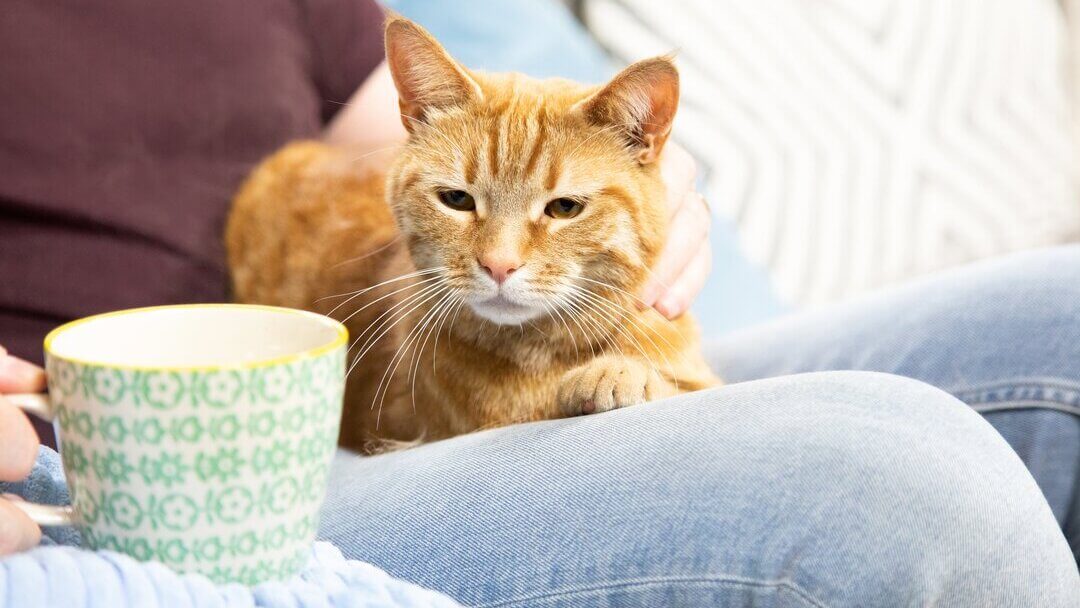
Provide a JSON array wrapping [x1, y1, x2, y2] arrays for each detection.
[[7, 304, 347, 585]]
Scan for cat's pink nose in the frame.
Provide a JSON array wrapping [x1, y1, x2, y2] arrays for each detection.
[[478, 256, 521, 285]]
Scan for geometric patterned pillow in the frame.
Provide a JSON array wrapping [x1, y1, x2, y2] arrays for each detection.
[[583, 0, 1080, 305]]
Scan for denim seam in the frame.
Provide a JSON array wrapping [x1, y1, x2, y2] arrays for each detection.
[[945, 379, 1080, 418], [476, 575, 829, 608], [967, 401, 1080, 417]]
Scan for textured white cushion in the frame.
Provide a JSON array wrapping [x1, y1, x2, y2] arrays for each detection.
[[583, 0, 1080, 305]]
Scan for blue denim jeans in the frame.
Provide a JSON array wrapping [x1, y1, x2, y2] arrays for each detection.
[[318, 247, 1080, 607]]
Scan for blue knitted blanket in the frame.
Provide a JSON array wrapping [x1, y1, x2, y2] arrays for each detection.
[[0, 449, 462, 608]]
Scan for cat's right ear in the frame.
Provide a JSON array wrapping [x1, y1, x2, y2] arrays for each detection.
[[384, 17, 482, 133], [576, 56, 679, 164]]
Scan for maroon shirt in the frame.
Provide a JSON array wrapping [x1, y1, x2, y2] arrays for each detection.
[[0, 0, 384, 364]]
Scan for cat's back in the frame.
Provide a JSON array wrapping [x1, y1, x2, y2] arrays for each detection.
[[227, 141, 404, 309]]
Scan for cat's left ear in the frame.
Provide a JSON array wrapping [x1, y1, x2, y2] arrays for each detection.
[[577, 57, 679, 164], [384, 17, 483, 133]]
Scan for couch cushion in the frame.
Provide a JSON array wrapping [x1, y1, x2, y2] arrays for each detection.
[[583, 0, 1080, 306]]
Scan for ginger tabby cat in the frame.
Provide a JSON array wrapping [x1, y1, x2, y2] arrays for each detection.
[[226, 17, 719, 451]]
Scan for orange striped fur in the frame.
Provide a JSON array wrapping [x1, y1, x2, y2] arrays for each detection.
[[226, 18, 719, 452]]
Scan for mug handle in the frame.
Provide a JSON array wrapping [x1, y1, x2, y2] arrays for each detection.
[[5, 393, 77, 527]]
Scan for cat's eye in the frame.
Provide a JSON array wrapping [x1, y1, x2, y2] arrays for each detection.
[[438, 189, 476, 211], [545, 198, 584, 219]]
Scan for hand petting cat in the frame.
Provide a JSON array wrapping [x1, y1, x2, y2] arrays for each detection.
[[645, 142, 711, 319]]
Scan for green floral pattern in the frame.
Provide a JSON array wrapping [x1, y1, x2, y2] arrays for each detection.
[[48, 346, 345, 585]]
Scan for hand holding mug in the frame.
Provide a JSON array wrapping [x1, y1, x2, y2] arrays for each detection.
[[3, 305, 348, 585], [0, 346, 46, 555]]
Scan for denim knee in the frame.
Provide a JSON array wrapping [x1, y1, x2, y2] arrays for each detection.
[[319, 371, 1077, 607], [929, 247, 1080, 543], [928, 245, 1080, 389], [708, 247, 1080, 560], [673, 371, 1079, 606]]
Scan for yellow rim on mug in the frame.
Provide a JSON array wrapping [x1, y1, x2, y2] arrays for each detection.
[[43, 303, 349, 372]]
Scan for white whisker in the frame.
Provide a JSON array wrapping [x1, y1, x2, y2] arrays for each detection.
[[434, 296, 466, 379], [574, 276, 685, 351], [346, 280, 448, 359], [330, 235, 403, 269], [345, 282, 449, 381], [319, 265, 445, 312], [563, 293, 616, 358], [569, 286, 680, 391], [409, 291, 460, 411], [338, 274, 443, 325], [350, 283, 449, 366], [372, 289, 454, 426], [542, 300, 578, 358]]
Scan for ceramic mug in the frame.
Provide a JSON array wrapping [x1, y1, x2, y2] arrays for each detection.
[[7, 304, 347, 585]]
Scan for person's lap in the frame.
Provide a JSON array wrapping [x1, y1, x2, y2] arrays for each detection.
[[709, 244, 1080, 546], [318, 246, 1080, 606]]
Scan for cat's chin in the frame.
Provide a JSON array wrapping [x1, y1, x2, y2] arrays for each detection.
[[470, 296, 542, 326]]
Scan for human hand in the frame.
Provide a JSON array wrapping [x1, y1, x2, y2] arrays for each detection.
[[0, 345, 45, 555], [640, 141, 712, 319]]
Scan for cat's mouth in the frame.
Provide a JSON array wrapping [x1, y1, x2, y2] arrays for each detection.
[[470, 294, 541, 325]]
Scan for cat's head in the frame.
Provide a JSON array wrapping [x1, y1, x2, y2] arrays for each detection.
[[384, 17, 678, 326]]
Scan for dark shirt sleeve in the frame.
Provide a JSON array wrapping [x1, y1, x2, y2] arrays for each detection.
[[302, 0, 386, 123]]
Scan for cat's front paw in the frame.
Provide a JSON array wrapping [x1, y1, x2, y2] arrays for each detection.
[[557, 356, 671, 416]]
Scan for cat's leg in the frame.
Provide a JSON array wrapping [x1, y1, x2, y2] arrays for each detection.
[[556, 355, 676, 415]]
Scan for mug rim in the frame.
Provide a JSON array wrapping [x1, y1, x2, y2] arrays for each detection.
[[44, 303, 348, 372]]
